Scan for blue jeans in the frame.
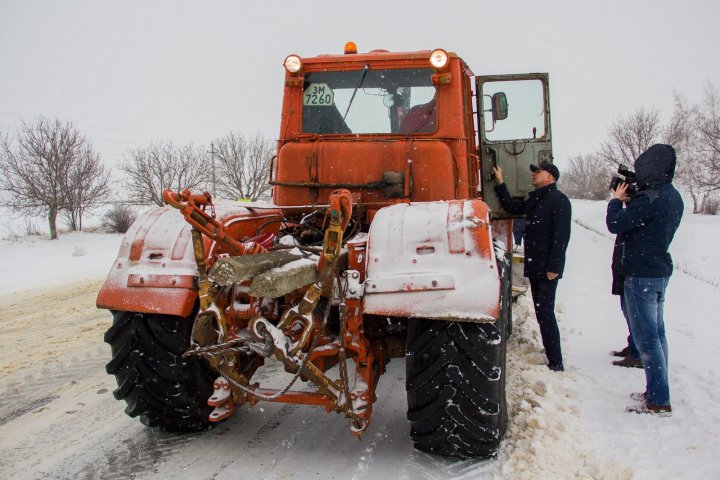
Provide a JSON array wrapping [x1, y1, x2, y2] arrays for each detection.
[[624, 276, 670, 406], [620, 295, 640, 359]]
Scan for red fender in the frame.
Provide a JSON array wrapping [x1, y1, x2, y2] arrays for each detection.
[[363, 199, 501, 322], [96, 200, 282, 317]]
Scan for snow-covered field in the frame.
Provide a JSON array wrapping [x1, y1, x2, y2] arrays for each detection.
[[0, 200, 719, 479], [0, 231, 123, 296]]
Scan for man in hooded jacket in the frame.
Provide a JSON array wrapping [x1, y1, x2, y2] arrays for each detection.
[[606, 144, 683, 414], [493, 162, 572, 372]]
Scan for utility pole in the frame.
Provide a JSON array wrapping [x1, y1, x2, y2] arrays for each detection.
[[210, 141, 216, 197]]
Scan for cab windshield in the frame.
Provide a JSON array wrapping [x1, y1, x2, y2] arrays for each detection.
[[302, 68, 437, 135]]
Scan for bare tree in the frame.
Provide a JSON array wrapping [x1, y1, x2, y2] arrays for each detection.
[[0, 117, 103, 239], [213, 132, 274, 201], [665, 92, 705, 212], [63, 145, 112, 230], [559, 153, 611, 200], [665, 84, 720, 213], [695, 82, 720, 193], [120, 142, 209, 207], [597, 107, 662, 169]]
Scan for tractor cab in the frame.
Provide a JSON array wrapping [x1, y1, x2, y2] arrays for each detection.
[[272, 44, 553, 220]]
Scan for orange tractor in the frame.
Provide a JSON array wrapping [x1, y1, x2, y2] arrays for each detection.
[[97, 44, 552, 458]]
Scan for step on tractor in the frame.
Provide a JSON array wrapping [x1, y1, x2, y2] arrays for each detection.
[[97, 43, 553, 459]]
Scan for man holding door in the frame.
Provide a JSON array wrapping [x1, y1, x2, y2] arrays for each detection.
[[493, 162, 572, 372]]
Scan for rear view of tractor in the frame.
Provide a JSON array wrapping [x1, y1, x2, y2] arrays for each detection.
[[97, 43, 553, 458]]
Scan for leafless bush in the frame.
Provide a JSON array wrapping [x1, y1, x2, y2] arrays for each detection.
[[120, 142, 209, 207], [559, 154, 611, 200], [25, 219, 43, 236], [699, 195, 719, 215], [103, 204, 137, 233]]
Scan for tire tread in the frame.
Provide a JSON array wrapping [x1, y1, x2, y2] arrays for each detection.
[[104, 310, 215, 432], [406, 314, 508, 458]]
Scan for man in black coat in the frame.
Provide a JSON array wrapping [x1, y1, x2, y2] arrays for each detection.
[[493, 162, 572, 371]]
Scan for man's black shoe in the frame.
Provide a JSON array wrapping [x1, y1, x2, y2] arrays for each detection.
[[548, 363, 564, 372], [610, 346, 630, 357], [612, 356, 643, 368]]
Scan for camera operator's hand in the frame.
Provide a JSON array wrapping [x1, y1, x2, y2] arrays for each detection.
[[492, 166, 504, 184], [611, 182, 631, 202]]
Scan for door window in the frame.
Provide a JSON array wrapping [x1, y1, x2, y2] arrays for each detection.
[[481, 79, 546, 141]]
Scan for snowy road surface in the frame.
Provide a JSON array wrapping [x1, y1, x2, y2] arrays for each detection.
[[1, 201, 719, 479], [0, 281, 552, 480]]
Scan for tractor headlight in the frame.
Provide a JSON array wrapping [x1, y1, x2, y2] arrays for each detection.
[[429, 49, 449, 70], [284, 55, 302, 73]]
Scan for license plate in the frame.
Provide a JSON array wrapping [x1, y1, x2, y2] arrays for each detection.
[[304, 83, 334, 106]]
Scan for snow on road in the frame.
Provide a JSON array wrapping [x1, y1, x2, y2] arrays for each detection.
[[0, 201, 719, 479]]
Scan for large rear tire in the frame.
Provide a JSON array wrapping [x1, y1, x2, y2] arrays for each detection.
[[104, 310, 215, 432], [406, 316, 508, 459]]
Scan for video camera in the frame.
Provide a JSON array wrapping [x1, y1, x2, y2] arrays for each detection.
[[609, 164, 637, 197]]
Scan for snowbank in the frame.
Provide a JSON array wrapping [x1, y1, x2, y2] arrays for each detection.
[[495, 294, 632, 479], [0, 231, 122, 296]]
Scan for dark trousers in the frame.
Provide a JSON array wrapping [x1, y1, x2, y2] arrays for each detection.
[[529, 277, 563, 366]]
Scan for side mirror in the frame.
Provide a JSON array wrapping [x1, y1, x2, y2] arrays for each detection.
[[492, 92, 508, 121]]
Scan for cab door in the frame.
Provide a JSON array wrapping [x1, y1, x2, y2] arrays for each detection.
[[475, 73, 553, 218]]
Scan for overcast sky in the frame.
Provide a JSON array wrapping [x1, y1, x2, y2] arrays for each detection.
[[1, 0, 719, 171]]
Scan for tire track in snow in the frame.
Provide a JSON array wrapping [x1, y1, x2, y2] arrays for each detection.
[[246, 403, 300, 447], [0, 278, 111, 423], [92, 431, 206, 480], [0, 278, 193, 479], [119, 365, 306, 479], [0, 365, 204, 480], [0, 343, 107, 423], [400, 450, 488, 480], [0, 393, 60, 427]]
